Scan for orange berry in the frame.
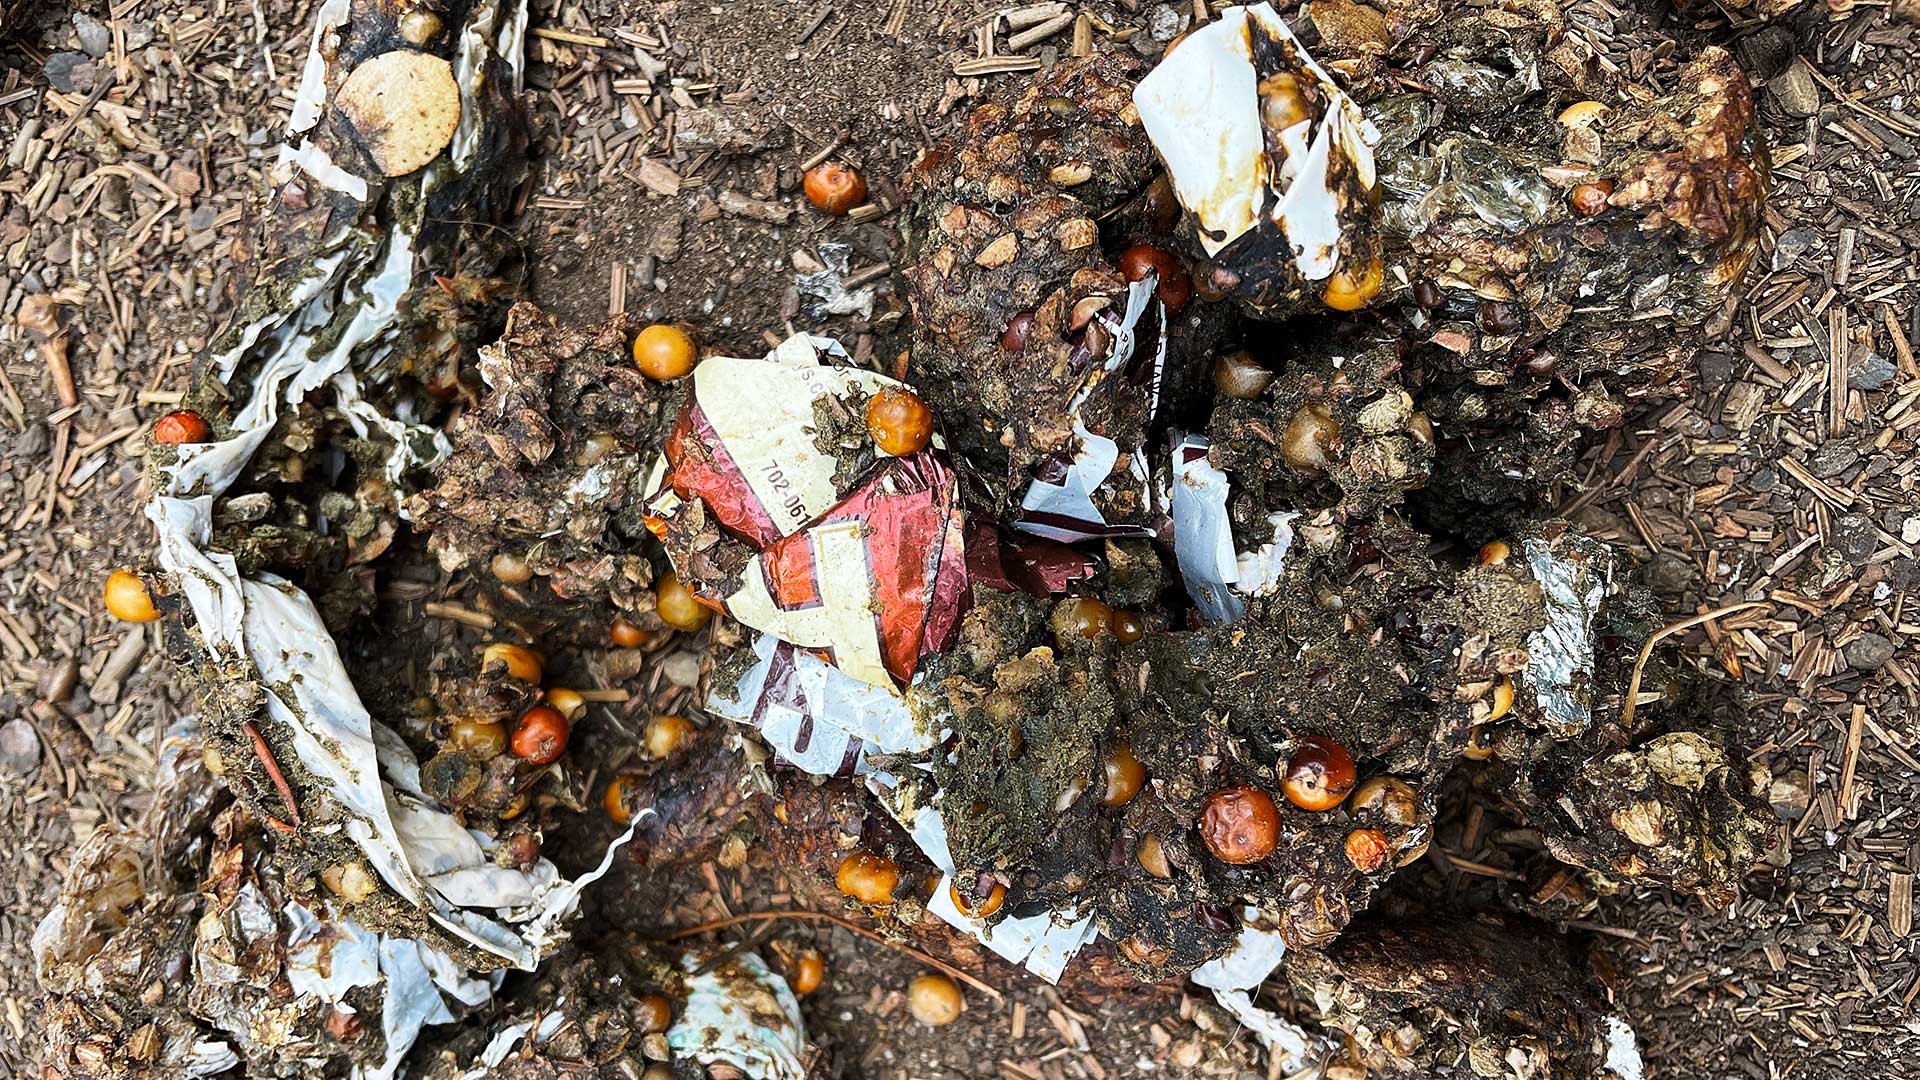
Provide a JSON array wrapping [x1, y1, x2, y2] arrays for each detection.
[[1050, 596, 1113, 644], [948, 878, 1007, 918], [785, 948, 825, 995], [545, 687, 586, 722], [865, 387, 934, 457], [835, 850, 900, 906], [603, 772, 640, 825], [634, 993, 673, 1034], [632, 324, 697, 381], [655, 573, 712, 632], [1568, 180, 1613, 217], [1476, 540, 1512, 566], [1118, 243, 1192, 311], [447, 718, 508, 759], [103, 569, 161, 622], [509, 705, 569, 764], [1101, 744, 1146, 807], [1322, 256, 1384, 311], [1282, 736, 1357, 812], [152, 410, 211, 445], [803, 161, 867, 215], [610, 616, 651, 648], [1137, 833, 1173, 879], [1199, 787, 1280, 865]]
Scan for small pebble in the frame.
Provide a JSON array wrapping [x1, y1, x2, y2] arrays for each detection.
[[0, 718, 42, 776], [72, 12, 112, 57], [1842, 632, 1895, 672], [661, 652, 703, 688], [1846, 348, 1896, 392]]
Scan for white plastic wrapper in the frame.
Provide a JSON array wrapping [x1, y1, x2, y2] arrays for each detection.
[[1189, 912, 1321, 1071], [1132, 2, 1378, 278], [707, 634, 935, 776], [1015, 276, 1168, 542], [868, 776, 1099, 983], [1169, 435, 1297, 624], [668, 952, 811, 1080], [141, 0, 634, 1035], [1603, 1016, 1647, 1080], [1522, 536, 1613, 736]]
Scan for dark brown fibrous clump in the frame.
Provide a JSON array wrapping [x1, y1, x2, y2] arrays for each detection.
[[407, 303, 683, 628], [1285, 907, 1623, 1078]]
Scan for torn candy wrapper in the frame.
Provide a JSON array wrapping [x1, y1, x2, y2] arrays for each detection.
[[1133, 3, 1379, 310], [707, 634, 935, 776], [651, 335, 969, 691]]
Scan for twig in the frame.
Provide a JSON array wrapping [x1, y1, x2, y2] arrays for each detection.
[[1620, 602, 1767, 728], [241, 720, 303, 827], [662, 909, 1004, 1000]]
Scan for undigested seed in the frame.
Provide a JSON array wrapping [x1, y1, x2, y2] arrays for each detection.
[[1199, 787, 1281, 864], [1283, 736, 1356, 811], [510, 705, 569, 764], [836, 850, 901, 906], [865, 387, 935, 456], [655, 573, 713, 632], [803, 161, 867, 215], [103, 569, 161, 622]]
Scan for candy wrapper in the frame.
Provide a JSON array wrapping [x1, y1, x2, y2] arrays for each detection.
[[1133, 2, 1382, 314], [649, 334, 969, 691]]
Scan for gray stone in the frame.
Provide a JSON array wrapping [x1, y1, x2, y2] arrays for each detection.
[[0, 718, 41, 776], [1771, 227, 1821, 272], [1643, 552, 1698, 599], [672, 105, 787, 154], [72, 12, 112, 57], [1831, 513, 1877, 564], [1807, 441, 1859, 479], [1768, 60, 1820, 119], [1842, 631, 1896, 671], [12, 422, 50, 461], [661, 652, 703, 688], [43, 52, 92, 93], [1847, 348, 1897, 392]]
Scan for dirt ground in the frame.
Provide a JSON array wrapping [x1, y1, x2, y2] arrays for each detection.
[[3, 0, 1919, 1078]]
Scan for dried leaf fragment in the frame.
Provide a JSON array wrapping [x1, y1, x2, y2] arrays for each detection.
[[335, 50, 462, 177]]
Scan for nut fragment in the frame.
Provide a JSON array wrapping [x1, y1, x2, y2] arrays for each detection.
[[334, 50, 462, 177], [1344, 828, 1391, 873]]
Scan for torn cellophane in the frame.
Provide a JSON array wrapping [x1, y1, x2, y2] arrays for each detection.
[[1133, 2, 1381, 313]]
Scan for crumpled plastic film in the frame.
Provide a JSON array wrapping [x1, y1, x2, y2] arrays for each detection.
[[1134, 2, 1380, 310], [140, 0, 634, 976], [667, 951, 811, 1080]]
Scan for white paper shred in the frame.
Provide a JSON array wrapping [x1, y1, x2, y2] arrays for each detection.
[[139, 18, 644, 1080], [1169, 436, 1298, 624], [1188, 912, 1321, 1071], [878, 785, 1098, 983], [707, 634, 933, 776], [1522, 537, 1611, 735], [1015, 276, 1166, 541], [1602, 1016, 1645, 1080], [1132, 2, 1377, 278], [1171, 435, 1244, 622], [667, 952, 810, 1080]]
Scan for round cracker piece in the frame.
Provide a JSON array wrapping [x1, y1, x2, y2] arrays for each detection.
[[335, 50, 462, 177]]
